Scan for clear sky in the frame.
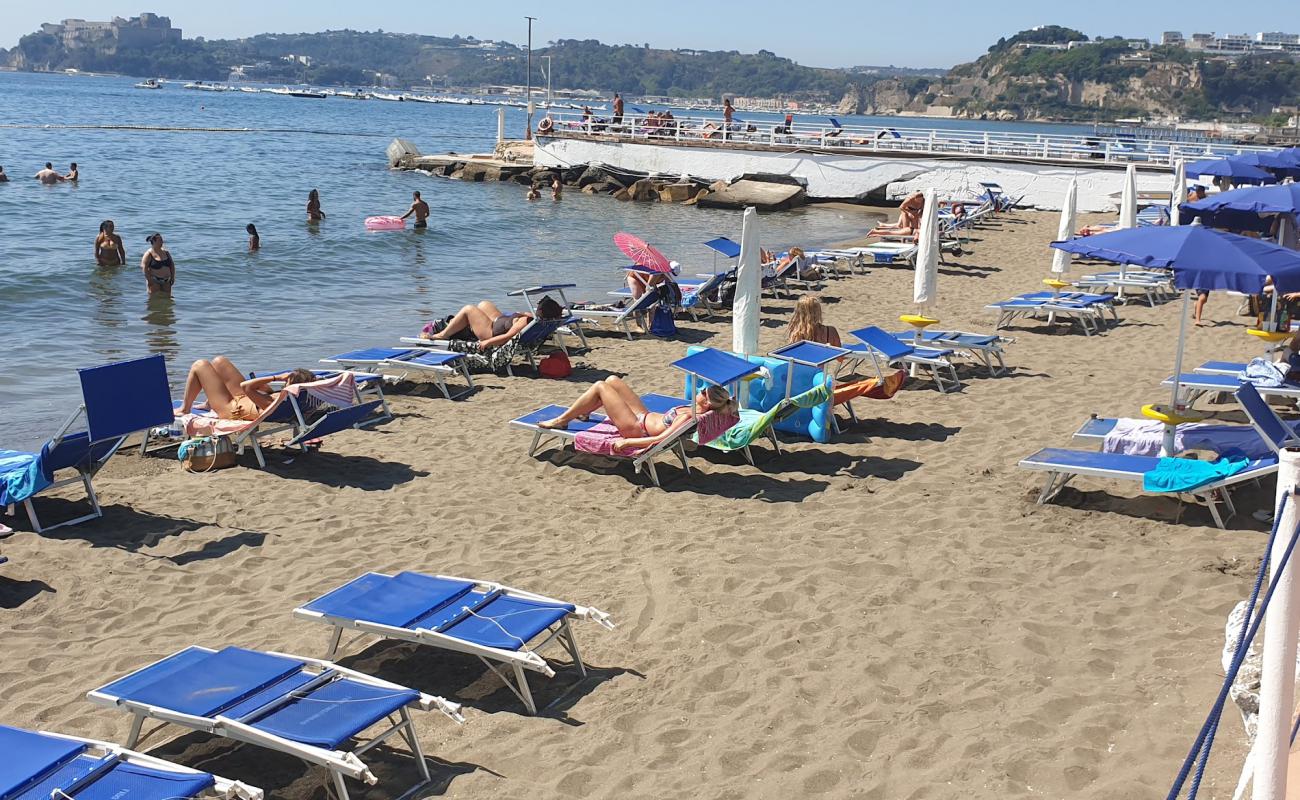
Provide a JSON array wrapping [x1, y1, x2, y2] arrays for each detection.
[[5, 0, 1300, 69]]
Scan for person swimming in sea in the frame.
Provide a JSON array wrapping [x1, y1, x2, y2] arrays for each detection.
[[246, 223, 260, 251], [95, 220, 126, 267], [34, 162, 64, 185], [307, 189, 325, 221], [64, 162, 79, 182], [0, 165, 9, 183], [141, 233, 175, 295], [400, 190, 429, 229]]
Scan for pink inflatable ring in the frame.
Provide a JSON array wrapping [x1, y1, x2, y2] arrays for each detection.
[[365, 215, 406, 231]]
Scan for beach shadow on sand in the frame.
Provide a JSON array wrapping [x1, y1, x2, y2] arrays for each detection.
[[258, 451, 427, 490], [333, 639, 638, 725], [18, 504, 269, 560], [1032, 485, 1271, 533], [140, 731, 484, 799], [0, 576, 55, 608], [846, 417, 961, 443]]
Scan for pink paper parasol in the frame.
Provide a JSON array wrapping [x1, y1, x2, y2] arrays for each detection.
[[614, 231, 672, 273]]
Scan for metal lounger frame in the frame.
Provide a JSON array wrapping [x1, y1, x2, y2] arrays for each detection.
[[293, 573, 614, 715]]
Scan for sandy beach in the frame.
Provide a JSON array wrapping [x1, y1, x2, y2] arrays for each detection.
[[1, 209, 1272, 798]]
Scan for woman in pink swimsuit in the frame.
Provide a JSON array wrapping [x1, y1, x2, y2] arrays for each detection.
[[538, 377, 739, 453]]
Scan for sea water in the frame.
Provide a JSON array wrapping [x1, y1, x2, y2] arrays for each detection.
[[0, 71, 1089, 448]]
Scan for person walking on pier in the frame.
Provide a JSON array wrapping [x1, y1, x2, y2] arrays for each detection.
[[612, 93, 624, 129], [401, 191, 430, 229]]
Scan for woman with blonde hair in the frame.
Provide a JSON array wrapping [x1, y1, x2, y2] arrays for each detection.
[[786, 296, 841, 347], [538, 376, 740, 453]]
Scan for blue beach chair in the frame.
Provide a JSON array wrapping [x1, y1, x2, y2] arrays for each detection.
[[294, 570, 615, 715], [844, 326, 960, 393], [320, 347, 473, 400], [3, 355, 172, 532], [1018, 383, 1295, 528], [0, 724, 262, 800], [87, 646, 464, 800], [567, 288, 661, 339], [891, 329, 1012, 376], [401, 314, 580, 375], [510, 348, 757, 486]]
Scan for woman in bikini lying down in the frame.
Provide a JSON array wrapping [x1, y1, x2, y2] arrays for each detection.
[[537, 376, 740, 453], [178, 356, 315, 421]]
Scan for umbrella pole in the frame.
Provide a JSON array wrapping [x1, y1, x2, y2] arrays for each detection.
[[1163, 290, 1192, 457]]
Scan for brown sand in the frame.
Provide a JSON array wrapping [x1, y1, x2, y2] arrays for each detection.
[[0, 211, 1270, 798]]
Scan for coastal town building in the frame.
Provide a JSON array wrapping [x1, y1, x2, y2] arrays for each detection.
[[39, 13, 180, 50], [1162, 30, 1300, 56]]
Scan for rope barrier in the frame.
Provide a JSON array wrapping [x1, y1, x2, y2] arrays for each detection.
[[1168, 490, 1300, 799]]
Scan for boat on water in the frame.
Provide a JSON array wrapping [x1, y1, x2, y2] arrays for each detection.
[[289, 89, 327, 99], [238, 86, 261, 93], [334, 89, 370, 100], [371, 92, 405, 102], [133, 78, 162, 89], [182, 81, 229, 91]]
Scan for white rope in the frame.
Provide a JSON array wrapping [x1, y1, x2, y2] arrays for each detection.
[[456, 605, 566, 648]]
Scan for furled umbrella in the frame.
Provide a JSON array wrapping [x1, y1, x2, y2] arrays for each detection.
[[1052, 226, 1300, 454], [613, 232, 673, 272], [1050, 178, 1078, 276], [732, 207, 762, 359], [912, 188, 938, 308], [1119, 163, 1138, 230], [1169, 159, 1186, 227]]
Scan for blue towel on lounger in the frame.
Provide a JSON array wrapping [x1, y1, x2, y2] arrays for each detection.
[[0, 449, 51, 506], [1142, 455, 1249, 493]]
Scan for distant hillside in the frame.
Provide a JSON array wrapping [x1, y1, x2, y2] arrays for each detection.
[[851, 25, 1300, 121], [4, 25, 877, 100], [7, 20, 1298, 121]]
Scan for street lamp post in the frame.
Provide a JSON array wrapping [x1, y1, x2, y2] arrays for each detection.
[[525, 16, 536, 140]]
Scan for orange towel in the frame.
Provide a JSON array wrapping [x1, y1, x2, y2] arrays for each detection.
[[833, 370, 906, 406]]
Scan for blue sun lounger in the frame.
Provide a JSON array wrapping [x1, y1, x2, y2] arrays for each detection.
[[1020, 383, 1295, 528], [400, 314, 580, 375], [87, 645, 463, 800], [3, 355, 172, 532], [567, 288, 661, 339], [986, 292, 1115, 335], [320, 348, 473, 401], [891, 329, 1013, 376], [844, 326, 960, 393], [1162, 373, 1300, 405], [510, 348, 757, 486], [1, 724, 262, 800], [294, 571, 615, 715]]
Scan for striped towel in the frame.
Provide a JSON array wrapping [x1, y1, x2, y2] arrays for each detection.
[[695, 409, 740, 446]]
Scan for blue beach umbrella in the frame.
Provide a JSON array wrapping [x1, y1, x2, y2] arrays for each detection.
[[1186, 183, 1300, 217], [1186, 158, 1277, 185], [1052, 226, 1300, 452]]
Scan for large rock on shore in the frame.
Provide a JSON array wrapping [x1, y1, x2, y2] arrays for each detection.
[[694, 179, 808, 211], [577, 165, 629, 189], [629, 178, 659, 202]]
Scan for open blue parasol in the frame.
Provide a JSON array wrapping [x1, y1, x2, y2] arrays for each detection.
[[1185, 183, 1300, 217], [1052, 226, 1300, 452], [1186, 158, 1277, 185]]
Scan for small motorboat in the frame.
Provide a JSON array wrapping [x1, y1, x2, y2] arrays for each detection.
[[133, 78, 162, 89], [183, 81, 229, 91], [289, 89, 328, 99], [335, 89, 370, 100]]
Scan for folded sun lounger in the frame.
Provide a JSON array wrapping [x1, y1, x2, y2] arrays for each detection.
[[0, 724, 262, 800], [891, 329, 1012, 376], [294, 570, 615, 714], [87, 645, 463, 800]]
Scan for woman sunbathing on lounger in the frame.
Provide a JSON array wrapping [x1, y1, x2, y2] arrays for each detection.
[[868, 191, 925, 237], [179, 357, 315, 421], [538, 377, 739, 452], [422, 297, 564, 349]]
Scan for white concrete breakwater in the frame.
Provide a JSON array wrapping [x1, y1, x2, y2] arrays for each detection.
[[533, 137, 1174, 213]]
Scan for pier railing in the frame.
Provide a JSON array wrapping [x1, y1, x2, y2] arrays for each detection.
[[535, 110, 1280, 168]]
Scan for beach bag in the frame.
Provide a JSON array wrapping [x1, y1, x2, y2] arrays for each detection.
[[538, 351, 572, 379], [177, 435, 236, 473], [1240, 357, 1288, 388], [649, 305, 677, 338], [657, 280, 683, 308]]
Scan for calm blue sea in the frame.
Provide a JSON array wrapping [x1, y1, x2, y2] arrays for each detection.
[[0, 71, 1090, 448]]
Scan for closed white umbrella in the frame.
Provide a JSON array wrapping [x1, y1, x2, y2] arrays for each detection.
[[1119, 163, 1138, 229], [732, 206, 761, 357], [1169, 159, 1185, 227], [1050, 178, 1078, 275], [912, 188, 938, 307]]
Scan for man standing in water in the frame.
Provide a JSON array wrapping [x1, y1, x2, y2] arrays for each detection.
[[34, 163, 64, 184], [400, 191, 430, 229], [64, 162, 79, 182]]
